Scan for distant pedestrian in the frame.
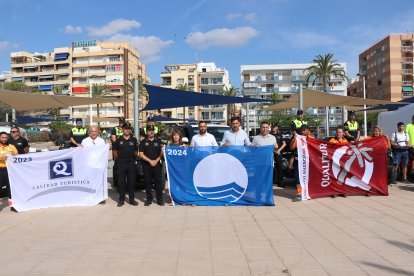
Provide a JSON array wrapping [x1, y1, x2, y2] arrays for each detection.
[[344, 111, 360, 141], [271, 125, 287, 187], [69, 118, 87, 147], [391, 122, 411, 184], [291, 109, 308, 136], [0, 132, 18, 211]]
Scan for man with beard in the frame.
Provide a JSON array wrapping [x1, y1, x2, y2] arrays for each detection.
[[190, 121, 218, 147]]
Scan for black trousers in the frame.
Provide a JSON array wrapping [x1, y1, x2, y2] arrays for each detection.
[[143, 163, 163, 201], [113, 159, 118, 186], [274, 154, 284, 186], [117, 159, 136, 202], [0, 168, 10, 199]]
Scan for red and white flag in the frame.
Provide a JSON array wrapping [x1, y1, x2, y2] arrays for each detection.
[[296, 136, 388, 200]]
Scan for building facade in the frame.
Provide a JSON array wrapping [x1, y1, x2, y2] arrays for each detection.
[[10, 40, 149, 127], [160, 62, 231, 124], [357, 33, 414, 101], [241, 63, 347, 135]]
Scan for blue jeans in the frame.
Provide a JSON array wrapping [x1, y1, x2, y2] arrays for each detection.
[[393, 150, 408, 166]]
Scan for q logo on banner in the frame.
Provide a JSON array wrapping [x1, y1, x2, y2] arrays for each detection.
[[49, 158, 73, 179]]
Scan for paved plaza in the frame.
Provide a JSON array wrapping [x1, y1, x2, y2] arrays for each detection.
[[0, 177, 414, 275]]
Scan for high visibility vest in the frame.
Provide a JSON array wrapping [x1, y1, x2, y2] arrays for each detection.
[[115, 126, 123, 137], [293, 119, 308, 129], [71, 127, 87, 135], [346, 121, 359, 131], [144, 126, 159, 134]]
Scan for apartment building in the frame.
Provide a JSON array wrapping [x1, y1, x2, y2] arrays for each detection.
[[160, 62, 231, 124], [10, 40, 149, 127], [0, 71, 11, 84], [357, 33, 414, 101], [241, 63, 347, 135]]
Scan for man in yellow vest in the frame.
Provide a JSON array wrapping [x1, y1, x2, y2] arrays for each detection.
[[290, 109, 308, 136], [344, 111, 360, 141], [69, 118, 87, 147], [111, 117, 125, 143], [143, 117, 159, 136]]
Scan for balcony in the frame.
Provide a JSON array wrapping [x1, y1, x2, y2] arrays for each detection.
[[402, 46, 413, 52], [403, 91, 413, 97], [402, 80, 413, 85], [402, 69, 413, 75], [402, 57, 413, 64]]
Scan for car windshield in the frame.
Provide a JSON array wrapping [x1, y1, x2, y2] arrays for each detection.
[[191, 126, 230, 142]]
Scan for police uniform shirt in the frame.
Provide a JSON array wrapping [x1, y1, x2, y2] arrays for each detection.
[[291, 119, 308, 132], [113, 136, 138, 160], [111, 126, 123, 138], [139, 138, 162, 163], [8, 137, 29, 154], [70, 127, 87, 144], [344, 120, 359, 137]]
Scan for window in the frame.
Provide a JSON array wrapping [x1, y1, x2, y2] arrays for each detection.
[[211, 112, 223, 120], [106, 65, 123, 72], [108, 56, 121, 62], [202, 112, 209, 119], [201, 78, 208, 84], [176, 78, 184, 85], [211, 77, 223, 84]]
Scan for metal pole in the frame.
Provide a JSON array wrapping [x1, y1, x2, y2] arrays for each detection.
[[246, 103, 250, 132], [363, 76, 367, 137], [12, 109, 15, 124], [89, 80, 93, 126], [134, 78, 139, 138], [299, 83, 303, 110]]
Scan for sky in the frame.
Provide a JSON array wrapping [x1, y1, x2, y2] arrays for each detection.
[[1, 0, 414, 87]]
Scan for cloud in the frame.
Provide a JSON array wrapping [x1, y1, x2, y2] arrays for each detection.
[[86, 19, 141, 37], [65, 25, 83, 34], [107, 34, 173, 63], [0, 41, 18, 50], [226, 13, 242, 21], [185, 27, 259, 49], [173, 0, 207, 27], [244, 12, 256, 23]]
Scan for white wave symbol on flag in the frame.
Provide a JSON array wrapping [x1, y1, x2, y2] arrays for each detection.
[[196, 182, 245, 201], [193, 153, 248, 203]]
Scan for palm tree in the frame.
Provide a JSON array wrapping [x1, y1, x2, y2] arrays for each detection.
[[89, 84, 112, 128], [305, 53, 347, 135], [176, 84, 194, 123], [220, 87, 239, 120], [126, 75, 149, 118]]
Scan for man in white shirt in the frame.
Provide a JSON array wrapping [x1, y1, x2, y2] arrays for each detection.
[[191, 121, 218, 147], [81, 126, 106, 147], [391, 122, 411, 183], [221, 116, 252, 146], [252, 121, 278, 150]]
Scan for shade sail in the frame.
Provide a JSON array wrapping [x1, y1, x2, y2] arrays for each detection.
[[363, 96, 414, 112], [142, 85, 272, 111], [16, 116, 55, 124], [0, 89, 123, 111], [267, 88, 409, 110]]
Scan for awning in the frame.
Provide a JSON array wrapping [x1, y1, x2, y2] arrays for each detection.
[[54, 53, 69, 60], [108, 85, 123, 89], [0, 89, 123, 111], [38, 85, 53, 91], [73, 87, 88, 93], [16, 115, 55, 124], [143, 85, 273, 111], [402, 86, 413, 92], [363, 96, 414, 112], [38, 75, 54, 79], [266, 88, 409, 110], [23, 66, 37, 69], [151, 116, 197, 122]]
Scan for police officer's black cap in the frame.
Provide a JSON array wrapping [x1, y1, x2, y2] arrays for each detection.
[[146, 125, 155, 131], [147, 117, 155, 122], [297, 109, 304, 115], [349, 111, 356, 116], [75, 118, 82, 122], [118, 117, 126, 124], [122, 123, 132, 129]]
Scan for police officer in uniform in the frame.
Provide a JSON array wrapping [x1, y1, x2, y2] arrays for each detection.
[[143, 117, 159, 136], [290, 109, 308, 135], [69, 118, 87, 147], [111, 117, 125, 187], [139, 125, 164, 206], [112, 123, 139, 207], [344, 111, 360, 141]]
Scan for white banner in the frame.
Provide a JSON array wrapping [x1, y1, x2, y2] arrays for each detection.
[[296, 135, 311, 200], [7, 144, 109, 212]]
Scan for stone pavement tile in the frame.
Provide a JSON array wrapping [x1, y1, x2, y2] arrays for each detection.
[[325, 269, 369, 276], [304, 245, 344, 257], [242, 247, 279, 261], [30, 259, 73, 275], [150, 239, 181, 250], [290, 271, 329, 276], [212, 258, 250, 275], [239, 238, 273, 249], [348, 254, 408, 275], [181, 230, 210, 240], [381, 253, 414, 268], [181, 237, 210, 250], [0, 260, 41, 275], [176, 258, 213, 275], [269, 236, 301, 248], [81, 248, 146, 261], [247, 259, 287, 275], [209, 223, 235, 233], [352, 236, 409, 255], [276, 247, 324, 272], [210, 238, 241, 249], [210, 231, 238, 241], [314, 256, 360, 270], [137, 260, 177, 275], [144, 249, 179, 261], [211, 248, 246, 260], [65, 260, 140, 274]]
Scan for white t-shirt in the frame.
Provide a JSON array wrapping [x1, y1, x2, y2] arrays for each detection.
[[191, 133, 218, 147], [81, 136, 106, 147], [391, 131, 410, 147], [252, 134, 277, 147]]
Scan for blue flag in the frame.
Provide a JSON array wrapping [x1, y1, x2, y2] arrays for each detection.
[[165, 146, 275, 206]]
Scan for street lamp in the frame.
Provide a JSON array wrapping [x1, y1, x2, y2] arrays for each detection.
[[357, 73, 367, 137]]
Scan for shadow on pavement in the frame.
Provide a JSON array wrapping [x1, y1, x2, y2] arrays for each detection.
[[361, 262, 410, 275], [387, 239, 414, 253], [397, 185, 414, 192]]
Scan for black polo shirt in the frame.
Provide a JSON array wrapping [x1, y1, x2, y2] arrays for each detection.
[[113, 135, 138, 160], [139, 137, 162, 163], [8, 137, 29, 154], [272, 132, 284, 149]]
